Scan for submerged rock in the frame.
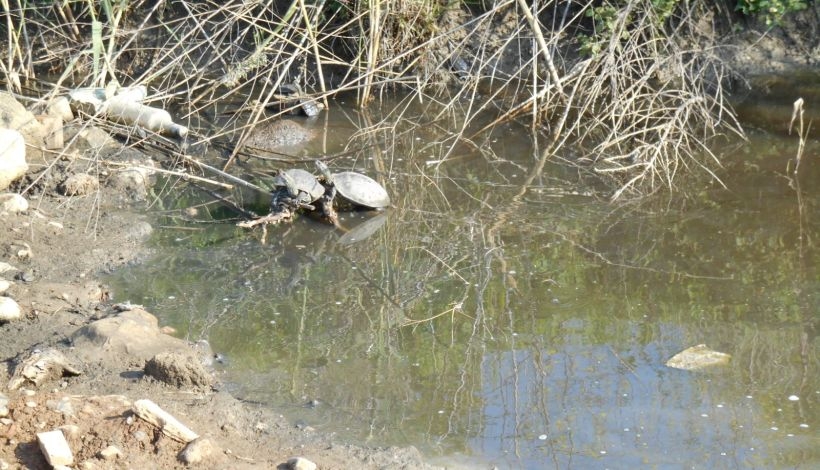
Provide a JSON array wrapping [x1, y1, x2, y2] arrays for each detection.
[[666, 344, 731, 371], [244, 119, 317, 151]]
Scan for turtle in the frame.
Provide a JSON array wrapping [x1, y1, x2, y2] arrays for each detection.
[[271, 168, 325, 209], [315, 161, 391, 209], [278, 83, 323, 117]]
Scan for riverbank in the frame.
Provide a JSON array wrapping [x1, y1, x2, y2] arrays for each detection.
[[0, 93, 441, 469]]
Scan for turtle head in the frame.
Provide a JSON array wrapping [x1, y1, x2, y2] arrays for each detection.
[[314, 160, 334, 183], [275, 171, 299, 197]]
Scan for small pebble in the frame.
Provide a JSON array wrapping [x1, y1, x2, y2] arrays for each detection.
[[99, 445, 122, 460], [788, 395, 799, 401]]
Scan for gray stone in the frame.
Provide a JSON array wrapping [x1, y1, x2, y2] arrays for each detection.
[[179, 437, 217, 465], [0, 192, 27, 213], [8, 347, 82, 390], [70, 308, 196, 366], [0, 128, 27, 190], [0, 296, 22, 322]]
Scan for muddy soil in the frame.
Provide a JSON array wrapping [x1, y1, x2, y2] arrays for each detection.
[[0, 135, 440, 469]]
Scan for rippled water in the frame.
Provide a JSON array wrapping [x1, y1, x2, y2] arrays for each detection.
[[107, 91, 819, 469]]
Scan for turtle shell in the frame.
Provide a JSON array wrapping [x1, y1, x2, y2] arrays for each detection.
[[274, 168, 324, 203], [332, 171, 390, 209]]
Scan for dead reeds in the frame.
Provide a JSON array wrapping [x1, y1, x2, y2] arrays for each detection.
[[1, 0, 744, 198]]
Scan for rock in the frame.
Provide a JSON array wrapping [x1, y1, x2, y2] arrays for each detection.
[[244, 119, 317, 151], [179, 437, 216, 465], [666, 344, 731, 371], [0, 262, 18, 274], [132, 399, 199, 443], [63, 125, 116, 151], [287, 456, 317, 470], [0, 392, 8, 417], [37, 429, 75, 467], [0, 192, 28, 213], [68, 87, 106, 115], [98, 445, 122, 460], [38, 115, 64, 149], [0, 92, 47, 161], [8, 347, 83, 390], [107, 169, 148, 200], [0, 296, 22, 322], [0, 128, 27, 191], [60, 173, 100, 196], [70, 308, 200, 367], [57, 424, 80, 439], [0, 279, 9, 293], [145, 351, 213, 389], [47, 96, 74, 122]]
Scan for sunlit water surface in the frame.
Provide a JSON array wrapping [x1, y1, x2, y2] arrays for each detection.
[[107, 93, 819, 469]]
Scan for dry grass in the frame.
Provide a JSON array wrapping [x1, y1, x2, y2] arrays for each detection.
[[1, 0, 744, 198]]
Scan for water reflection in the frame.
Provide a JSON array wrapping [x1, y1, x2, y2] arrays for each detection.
[[108, 99, 819, 468]]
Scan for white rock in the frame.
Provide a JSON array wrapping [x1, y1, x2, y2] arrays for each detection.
[[133, 399, 199, 443], [287, 457, 317, 470], [99, 445, 122, 460], [46, 96, 74, 121], [0, 279, 10, 294], [37, 430, 74, 467], [0, 128, 27, 191], [0, 193, 27, 213], [39, 115, 63, 149], [0, 262, 16, 274], [179, 437, 216, 464], [0, 297, 22, 321]]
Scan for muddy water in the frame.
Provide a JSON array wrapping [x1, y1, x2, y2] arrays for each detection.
[[108, 93, 819, 469]]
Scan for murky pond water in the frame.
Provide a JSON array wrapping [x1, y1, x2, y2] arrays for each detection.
[[107, 93, 819, 468]]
